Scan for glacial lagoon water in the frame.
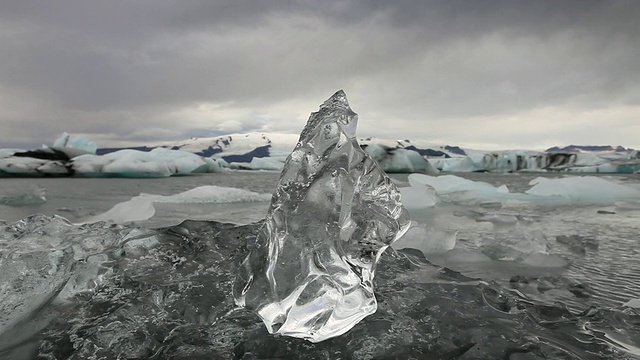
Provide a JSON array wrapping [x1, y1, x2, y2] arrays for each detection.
[[1, 171, 639, 359]]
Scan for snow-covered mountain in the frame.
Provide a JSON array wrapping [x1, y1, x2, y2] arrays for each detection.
[[546, 145, 630, 153], [155, 133, 464, 162], [170, 132, 300, 161]]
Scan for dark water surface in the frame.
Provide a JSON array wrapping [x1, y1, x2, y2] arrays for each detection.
[[0, 172, 639, 359]]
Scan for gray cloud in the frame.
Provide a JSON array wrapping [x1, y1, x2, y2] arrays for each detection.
[[1, 0, 639, 150]]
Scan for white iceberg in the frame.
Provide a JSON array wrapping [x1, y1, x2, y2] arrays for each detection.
[[72, 148, 224, 177], [0, 149, 23, 159], [0, 148, 224, 178], [53, 132, 98, 154], [430, 148, 640, 174], [364, 145, 439, 174], [0, 157, 69, 176]]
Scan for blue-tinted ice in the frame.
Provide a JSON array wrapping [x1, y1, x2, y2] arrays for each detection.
[[233, 90, 410, 342]]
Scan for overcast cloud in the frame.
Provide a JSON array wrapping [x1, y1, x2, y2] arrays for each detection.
[[1, 0, 639, 150]]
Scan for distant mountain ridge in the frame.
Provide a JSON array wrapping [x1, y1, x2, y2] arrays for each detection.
[[96, 133, 468, 163], [93, 132, 637, 167], [546, 145, 630, 152], [3, 131, 639, 176]]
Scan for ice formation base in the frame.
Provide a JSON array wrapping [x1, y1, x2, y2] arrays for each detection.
[[233, 90, 410, 342]]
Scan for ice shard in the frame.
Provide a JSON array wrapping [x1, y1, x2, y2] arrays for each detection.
[[233, 90, 410, 342]]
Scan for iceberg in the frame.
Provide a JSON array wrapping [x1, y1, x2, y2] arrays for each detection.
[[0, 149, 23, 159], [53, 132, 98, 154], [1, 134, 225, 178], [363, 144, 439, 174], [0, 156, 70, 176], [233, 90, 410, 342], [72, 148, 224, 177], [430, 148, 640, 174]]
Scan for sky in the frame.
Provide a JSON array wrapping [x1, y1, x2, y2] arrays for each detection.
[[1, 0, 639, 151]]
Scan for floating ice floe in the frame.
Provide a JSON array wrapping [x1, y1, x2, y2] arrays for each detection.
[[406, 174, 514, 206], [392, 221, 456, 254], [395, 173, 640, 267], [525, 176, 640, 203], [233, 90, 410, 343], [84, 185, 271, 224], [400, 184, 439, 209], [402, 174, 640, 206]]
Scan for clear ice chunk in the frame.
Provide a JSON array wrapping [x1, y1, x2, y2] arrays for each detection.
[[233, 90, 410, 342]]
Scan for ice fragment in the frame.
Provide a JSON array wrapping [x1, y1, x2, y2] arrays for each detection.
[[233, 90, 410, 342]]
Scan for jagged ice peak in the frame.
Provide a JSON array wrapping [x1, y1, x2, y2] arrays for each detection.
[[233, 90, 410, 342]]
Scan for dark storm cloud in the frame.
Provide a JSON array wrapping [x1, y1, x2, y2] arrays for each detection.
[[1, 0, 639, 149]]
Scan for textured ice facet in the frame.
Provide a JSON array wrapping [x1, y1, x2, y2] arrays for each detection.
[[233, 90, 410, 342]]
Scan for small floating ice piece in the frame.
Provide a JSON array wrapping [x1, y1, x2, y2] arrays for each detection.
[[233, 90, 410, 343], [84, 185, 271, 224], [526, 176, 640, 203], [0, 186, 47, 206], [409, 174, 510, 195], [392, 221, 456, 255], [400, 184, 438, 209]]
